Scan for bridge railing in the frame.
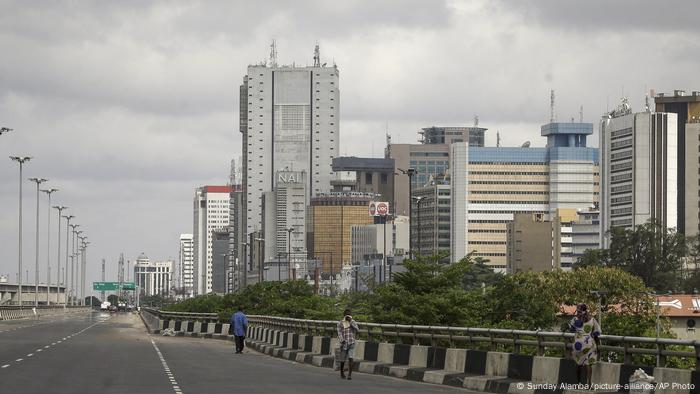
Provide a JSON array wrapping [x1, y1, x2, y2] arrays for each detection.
[[141, 309, 699, 369]]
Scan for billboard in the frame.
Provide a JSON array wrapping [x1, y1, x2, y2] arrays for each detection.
[[369, 201, 390, 217]]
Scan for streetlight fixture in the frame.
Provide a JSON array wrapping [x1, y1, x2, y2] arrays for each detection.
[[73, 229, 83, 305], [53, 206, 67, 305], [1, 127, 13, 135], [69, 224, 80, 305], [396, 168, 416, 258], [254, 237, 265, 284], [240, 241, 250, 291], [412, 196, 425, 257], [78, 236, 88, 305], [62, 214, 74, 306], [28, 177, 48, 307], [286, 227, 293, 281], [41, 188, 58, 304], [10, 156, 31, 307]]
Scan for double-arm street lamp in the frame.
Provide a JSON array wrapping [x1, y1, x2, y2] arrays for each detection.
[[62, 215, 74, 306], [1, 127, 13, 136], [53, 206, 67, 305], [412, 196, 425, 257], [29, 177, 48, 307], [10, 156, 31, 307], [41, 188, 58, 304]]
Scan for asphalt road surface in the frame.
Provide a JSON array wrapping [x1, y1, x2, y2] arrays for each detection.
[[0, 311, 481, 394]]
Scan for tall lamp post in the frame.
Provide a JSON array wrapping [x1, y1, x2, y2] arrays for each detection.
[[41, 188, 58, 304], [73, 229, 82, 305], [254, 237, 265, 284], [240, 242, 250, 291], [53, 206, 67, 305], [79, 236, 88, 305], [69, 224, 80, 305], [28, 177, 48, 307], [10, 156, 32, 307], [286, 227, 293, 281], [62, 215, 74, 306], [412, 196, 425, 257], [396, 168, 416, 258]]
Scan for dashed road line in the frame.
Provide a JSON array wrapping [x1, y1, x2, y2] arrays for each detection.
[[150, 337, 183, 394], [1, 365, 9, 368]]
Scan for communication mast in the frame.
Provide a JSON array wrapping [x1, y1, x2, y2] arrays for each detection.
[[550, 90, 556, 123], [269, 39, 278, 67], [313, 42, 320, 67]]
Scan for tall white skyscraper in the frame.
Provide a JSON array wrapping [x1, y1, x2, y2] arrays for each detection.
[[599, 102, 678, 243], [240, 48, 340, 237], [193, 186, 232, 294], [179, 234, 194, 297]]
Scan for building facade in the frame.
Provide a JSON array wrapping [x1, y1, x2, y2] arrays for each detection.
[[193, 185, 232, 295], [308, 193, 375, 273], [240, 60, 340, 239], [211, 230, 229, 294], [178, 234, 194, 297], [133, 254, 173, 297], [451, 122, 598, 271], [599, 103, 678, 241], [263, 170, 308, 271], [331, 157, 395, 205], [655, 90, 700, 236], [413, 182, 451, 258], [507, 213, 561, 273]]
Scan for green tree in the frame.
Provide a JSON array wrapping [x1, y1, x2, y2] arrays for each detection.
[[573, 248, 607, 269], [462, 258, 502, 292]]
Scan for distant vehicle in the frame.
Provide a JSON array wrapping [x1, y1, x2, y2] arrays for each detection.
[[108, 305, 117, 313], [117, 302, 127, 312], [100, 301, 111, 311]]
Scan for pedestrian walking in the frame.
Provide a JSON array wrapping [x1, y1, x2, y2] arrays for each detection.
[[230, 306, 248, 354], [336, 309, 359, 380], [569, 303, 601, 387]]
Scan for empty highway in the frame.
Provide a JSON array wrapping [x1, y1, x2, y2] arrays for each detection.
[[0, 311, 476, 394]]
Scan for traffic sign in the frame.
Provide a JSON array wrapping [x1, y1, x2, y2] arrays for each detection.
[[93, 282, 136, 291]]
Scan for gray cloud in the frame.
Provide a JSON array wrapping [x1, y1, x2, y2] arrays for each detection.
[[0, 0, 697, 286]]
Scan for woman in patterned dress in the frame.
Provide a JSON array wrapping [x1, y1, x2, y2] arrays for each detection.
[[569, 303, 601, 386]]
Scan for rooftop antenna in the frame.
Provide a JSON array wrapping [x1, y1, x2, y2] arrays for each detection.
[[313, 42, 320, 67], [474, 115, 479, 127], [496, 131, 501, 147], [579, 105, 584, 123], [229, 158, 236, 186], [550, 89, 556, 123], [644, 92, 651, 112], [269, 39, 278, 67]]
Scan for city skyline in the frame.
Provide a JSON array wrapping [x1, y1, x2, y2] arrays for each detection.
[[1, 0, 699, 286]]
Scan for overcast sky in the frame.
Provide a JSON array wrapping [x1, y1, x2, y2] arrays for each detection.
[[1, 1, 698, 289]]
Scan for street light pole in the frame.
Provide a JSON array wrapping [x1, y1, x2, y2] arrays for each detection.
[[10, 156, 32, 308], [62, 215, 74, 306], [53, 206, 66, 305], [396, 168, 416, 258], [286, 227, 293, 281], [412, 196, 424, 257], [41, 188, 58, 304], [28, 177, 47, 308], [69, 224, 80, 305]]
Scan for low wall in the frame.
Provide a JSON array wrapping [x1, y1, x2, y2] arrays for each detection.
[[0, 307, 90, 321]]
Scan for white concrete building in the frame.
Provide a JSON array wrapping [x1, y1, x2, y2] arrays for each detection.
[[193, 186, 232, 294], [133, 254, 173, 297], [240, 56, 340, 238], [599, 104, 678, 242], [178, 234, 193, 297]]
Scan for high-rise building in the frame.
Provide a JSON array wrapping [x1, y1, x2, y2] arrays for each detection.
[[263, 170, 308, 275], [211, 230, 229, 294], [240, 52, 340, 240], [413, 180, 451, 259], [350, 216, 409, 266], [193, 185, 232, 294], [178, 234, 194, 297], [308, 193, 375, 273], [420, 126, 487, 147], [654, 90, 700, 236], [331, 157, 395, 204], [599, 101, 677, 240], [450, 122, 598, 270], [133, 254, 173, 297]]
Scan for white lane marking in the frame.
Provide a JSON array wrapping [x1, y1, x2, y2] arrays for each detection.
[[15, 358, 23, 362], [1, 364, 9, 368], [150, 337, 183, 394], [27, 354, 33, 357]]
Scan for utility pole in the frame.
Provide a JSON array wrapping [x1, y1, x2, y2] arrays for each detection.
[[10, 156, 32, 308]]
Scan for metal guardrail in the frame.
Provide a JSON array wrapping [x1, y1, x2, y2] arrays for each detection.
[[142, 309, 700, 370]]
